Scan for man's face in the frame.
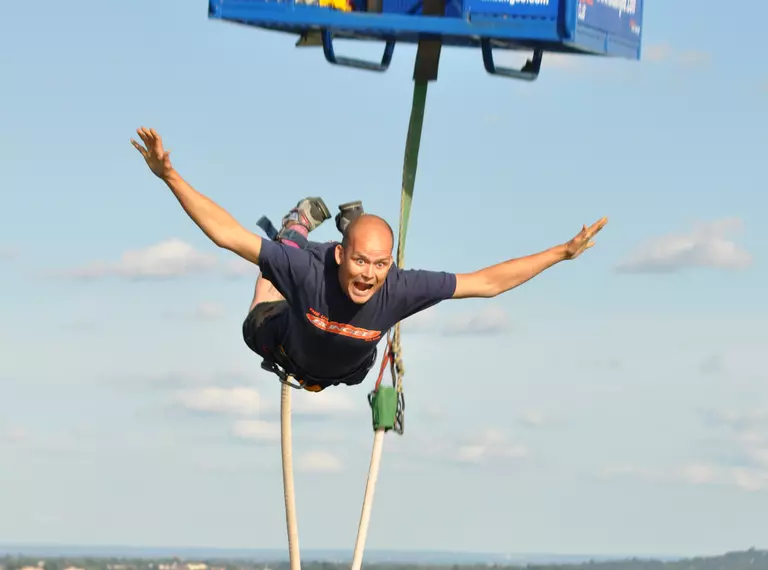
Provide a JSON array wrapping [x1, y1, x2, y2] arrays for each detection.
[[335, 235, 393, 304]]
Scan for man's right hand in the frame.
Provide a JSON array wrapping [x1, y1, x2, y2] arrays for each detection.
[[131, 127, 174, 180], [129, 126, 264, 266]]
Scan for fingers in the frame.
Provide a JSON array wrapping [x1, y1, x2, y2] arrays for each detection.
[[136, 126, 164, 155], [132, 127, 168, 167], [590, 216, 608, 234], [583, 216, 608, 239], [150, 127, 163, 147], [565, 217, 605, 260], [137, 127, 152, 147], [130, 138, 148, 158]]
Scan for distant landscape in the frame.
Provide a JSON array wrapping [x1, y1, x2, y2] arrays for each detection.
[[1, 546, 767, 570]]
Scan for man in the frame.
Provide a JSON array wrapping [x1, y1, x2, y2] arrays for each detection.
[[131, 127, 607, 391]]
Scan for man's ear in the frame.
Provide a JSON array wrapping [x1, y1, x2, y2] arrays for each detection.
[[334, 244, 344, 265]]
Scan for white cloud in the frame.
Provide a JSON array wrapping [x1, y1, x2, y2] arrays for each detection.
[[172, 380, 362, 430], [176, 386, 262, 416], [195, 302, 226, 320], [163, 301, 227, 321], [125, 369, 254, 390], [1, 425, 29, 445], [601, 464, 659, 480], [676, 462, 720, 485], [231, 419, 280, 442], [702, 407, 768, 431], [644, 43, 672, 62], [442, 305, 510, 336], [519, 410, 558, 429], [231, 419, 347, 446], [401, 307, 438, 333], [643, 43, 711, 68], [381, 427, 531, 471], [291, 389, 360, 417], [602, 462, 768, 492], [677, 50, 711, 68], [746, 446, 768, 468], [58, 239, 218, 279], [604, 462, 721, 486], [452, 428, 530, 465], [298, 450, 343, 473], [588, 358, 622, 370], [616, 218, 752, 273], [223, 256, 259, 278], [0, 425, 80, 455], [44, 239, 268, 281], [730, 467, 768, 492], [399, 305, 510, 336], [0, 246, 16, 260], [699, 354, 725, 375], [604, 407, 768, 493]]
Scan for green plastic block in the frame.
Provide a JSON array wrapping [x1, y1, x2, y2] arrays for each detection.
[[371, 386, 398, 431]]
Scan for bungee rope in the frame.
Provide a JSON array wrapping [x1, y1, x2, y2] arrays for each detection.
[[281, 381, 301, 570], [347, 79, 427, 570], [277, 53, 434, 570]]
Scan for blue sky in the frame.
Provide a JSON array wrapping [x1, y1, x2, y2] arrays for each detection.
[[1, 0, 767, 560]]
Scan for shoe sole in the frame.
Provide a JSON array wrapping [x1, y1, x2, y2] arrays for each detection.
[[338, 200, 363, 211], [304, 197, 332, 223]]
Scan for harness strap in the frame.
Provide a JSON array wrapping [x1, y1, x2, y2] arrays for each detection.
[[262, 345, 378, 393], [260, 350, 325, 392], [260, 359, 310, 390], [256, 215, 279, 240]]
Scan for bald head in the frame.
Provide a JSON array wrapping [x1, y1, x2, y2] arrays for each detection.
[[335, 213, 395, 303], [341, 213, 394, 253]]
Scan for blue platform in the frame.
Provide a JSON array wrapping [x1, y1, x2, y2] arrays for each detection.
[[208, 0, 643, 77]]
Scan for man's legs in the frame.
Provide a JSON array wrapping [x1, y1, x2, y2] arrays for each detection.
[[246, 197, 330, 311], [242, 195, 325, 358]]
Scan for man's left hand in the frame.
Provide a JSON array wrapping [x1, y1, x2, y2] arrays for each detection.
[[564, 216, 608, 260]]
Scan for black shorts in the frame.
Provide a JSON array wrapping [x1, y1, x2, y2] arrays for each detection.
[[242, 301, 377, 391], [242, 300, 289, 361]]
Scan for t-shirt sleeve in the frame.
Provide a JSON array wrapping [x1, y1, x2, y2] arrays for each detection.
[[257, 239, 317, 303], [389, 267, 457, 322]]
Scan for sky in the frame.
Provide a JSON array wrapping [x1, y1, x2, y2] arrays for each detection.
[[1, 0, 767, 560]]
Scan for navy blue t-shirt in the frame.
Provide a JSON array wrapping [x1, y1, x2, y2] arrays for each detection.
[[257, 239, 457, 380]]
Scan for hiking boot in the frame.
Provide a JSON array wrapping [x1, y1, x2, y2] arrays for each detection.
[[335, 200, 364, 234], [280, 197, 331, 234]]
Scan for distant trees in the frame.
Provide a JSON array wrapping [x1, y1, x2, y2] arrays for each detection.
[[1, 549, 766, 570]]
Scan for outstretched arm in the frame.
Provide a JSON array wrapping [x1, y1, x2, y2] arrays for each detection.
[[131, 127, 263, 265], [452, 217, 607, 299]]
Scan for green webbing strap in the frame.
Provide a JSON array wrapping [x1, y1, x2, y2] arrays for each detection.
[[397, 80, 428, 265], [390, 79, 429, 395]]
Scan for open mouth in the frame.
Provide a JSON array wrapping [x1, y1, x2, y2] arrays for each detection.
[[353, 282, 374, 294]]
